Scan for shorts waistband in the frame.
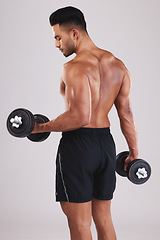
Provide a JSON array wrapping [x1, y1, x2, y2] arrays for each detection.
[[62, 127, 110, 137]]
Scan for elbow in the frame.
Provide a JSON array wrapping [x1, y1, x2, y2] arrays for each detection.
[[82, 118, 90, 126], [118, 108, 133, 119], [81, 116, 90, 126], [79, 113, 90, 126]]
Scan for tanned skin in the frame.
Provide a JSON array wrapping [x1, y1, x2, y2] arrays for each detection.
[[32, 24, 138, 165], [32, 23, 138, 240]]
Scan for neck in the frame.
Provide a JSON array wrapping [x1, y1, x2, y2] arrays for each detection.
[[75, 33, 97, 55]]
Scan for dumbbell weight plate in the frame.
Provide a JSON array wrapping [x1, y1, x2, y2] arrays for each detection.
[[116, 151, 129, 177], [127, 159, 151, 184], [27, 114, 50, 142], [7, 108, 35, 138]]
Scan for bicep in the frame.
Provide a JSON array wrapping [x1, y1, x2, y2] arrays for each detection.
[[114, 71, 132, 116]]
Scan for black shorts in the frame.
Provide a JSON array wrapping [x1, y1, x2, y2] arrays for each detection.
[[55, 127, 116, 203]]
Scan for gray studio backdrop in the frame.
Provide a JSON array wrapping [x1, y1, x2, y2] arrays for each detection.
[[1, 0, 159, 239]]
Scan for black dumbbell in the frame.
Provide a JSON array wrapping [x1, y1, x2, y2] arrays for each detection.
[[7, 108, 51, 142], [116, 151, 151, 184]]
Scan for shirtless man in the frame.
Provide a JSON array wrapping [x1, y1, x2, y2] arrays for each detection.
[[32, 6, 138, 240]]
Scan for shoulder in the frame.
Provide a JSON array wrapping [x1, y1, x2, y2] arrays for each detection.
[[98, 48, 129, 71], [111, 56, 132, 87], [99, 49, 132, 87], [111, 54, 130, 74], [61, 61, 89, 86], [62, 61, 88, 80]]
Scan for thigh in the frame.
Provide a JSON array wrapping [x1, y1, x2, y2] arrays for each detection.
[[92, 198, 112, 224], [60, 201, 92, 225]]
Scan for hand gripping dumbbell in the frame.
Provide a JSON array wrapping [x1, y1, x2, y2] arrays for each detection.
[[116, 151, 151, 184], [7, 108, 50, 142]]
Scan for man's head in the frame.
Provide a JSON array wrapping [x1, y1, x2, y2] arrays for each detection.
[[49, 6, 88, 57]]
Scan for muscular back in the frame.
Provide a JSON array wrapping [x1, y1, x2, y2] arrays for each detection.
[[60, 47, 129, 128]]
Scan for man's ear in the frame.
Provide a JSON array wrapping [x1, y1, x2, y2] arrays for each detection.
[[71, 29, 79, 39]]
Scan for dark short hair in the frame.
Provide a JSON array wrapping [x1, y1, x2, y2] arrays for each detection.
[[49, 6, 87, 32]]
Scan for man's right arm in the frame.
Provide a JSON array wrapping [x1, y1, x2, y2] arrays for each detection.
[[114, 70, 138, 161]]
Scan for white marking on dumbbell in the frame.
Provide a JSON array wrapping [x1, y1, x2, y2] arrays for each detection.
[[10, 116, 22, 128], [136, 167, 148, 179]]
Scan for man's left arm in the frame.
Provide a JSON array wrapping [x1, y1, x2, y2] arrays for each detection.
[[32, 64, 91, 133]]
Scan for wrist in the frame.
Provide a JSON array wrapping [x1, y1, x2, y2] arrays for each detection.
[[32, 122, 46, 134], [38, 122, 47, 133], [129, 148, 138, 159]]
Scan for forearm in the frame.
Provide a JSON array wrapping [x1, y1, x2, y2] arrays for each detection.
[[33, 110, 88, 133], [119, 112, 138, 158]]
